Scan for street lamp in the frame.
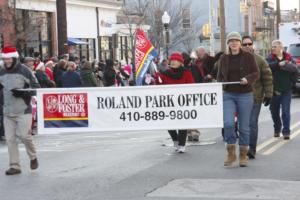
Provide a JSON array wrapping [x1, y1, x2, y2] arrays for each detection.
[[162, 11, 171, 58]]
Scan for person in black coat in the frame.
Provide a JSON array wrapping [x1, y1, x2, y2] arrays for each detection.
[[62, 62, 82, 88], [35, 64, 55, 88], [53, 59, 68, 88], [104, 59, 116, 87], [192, 47, 215, 83]]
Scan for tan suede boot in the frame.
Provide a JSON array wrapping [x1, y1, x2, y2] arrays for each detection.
[[239, 146, 249, 167], [224, 144, 237, 167]]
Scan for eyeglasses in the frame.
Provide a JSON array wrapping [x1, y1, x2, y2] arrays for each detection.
[[242, 43, 253, 47]]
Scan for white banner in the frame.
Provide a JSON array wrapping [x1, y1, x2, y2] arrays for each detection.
[[37, 83, 224, 134]]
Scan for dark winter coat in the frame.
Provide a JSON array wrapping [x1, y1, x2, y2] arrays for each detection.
[[80, 68, 97, 87], [62, 71, 82, 88], [53, 65, 66, 88], [217, 49, 260, 93], [104, 68, 116, 87], [187, 63, 207, 83], [35, 70, 55, 88], [266, 52, 299, 92], [196, 55, 215, 76]]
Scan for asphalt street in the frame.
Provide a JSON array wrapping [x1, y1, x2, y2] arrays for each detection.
[[1, 96, 300, 200]]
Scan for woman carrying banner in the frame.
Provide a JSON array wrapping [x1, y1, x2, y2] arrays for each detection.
[[217, 32, 259, 167], [156, 52, 195, 153]]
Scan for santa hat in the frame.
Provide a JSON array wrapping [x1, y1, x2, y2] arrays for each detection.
[[1, 47, 19, 59], [169, 52, 184, 64]]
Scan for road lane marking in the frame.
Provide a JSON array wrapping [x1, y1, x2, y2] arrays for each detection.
[[290, 121, 300, 130], [256, 137, 278, 152], [262, 128, 300, 155], [261, 140, 289, 155], [256, 121, 300, 153]]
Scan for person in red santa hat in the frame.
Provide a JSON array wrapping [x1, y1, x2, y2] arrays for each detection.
[[156, 52, 195, 153], [0, 47, 40, 175]]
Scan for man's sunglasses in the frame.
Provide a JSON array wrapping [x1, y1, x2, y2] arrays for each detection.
[[242, 43, 253, 47]]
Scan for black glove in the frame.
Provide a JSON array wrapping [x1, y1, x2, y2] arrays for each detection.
[[11, 89, 32, 105], [263, 97, 272, 107], [11, 88, 26, 98]]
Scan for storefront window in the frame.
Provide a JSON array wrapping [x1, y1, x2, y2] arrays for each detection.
[[119, 36, 129, 62], [68, 38, 96, 61], [88, 39, 96, 61], [15, 10, 53, 60], [99, 36, 113, 61]]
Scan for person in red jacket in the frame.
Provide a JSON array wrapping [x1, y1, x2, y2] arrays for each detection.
[[156, 52, 195, 153]]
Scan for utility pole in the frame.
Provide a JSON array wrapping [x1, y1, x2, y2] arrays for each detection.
[[219, 0, 226, 52], [209, 0, 215, 56], [276, 0, 281, 38], [299, 0, 300, 21], [56, 0, 68, 56]]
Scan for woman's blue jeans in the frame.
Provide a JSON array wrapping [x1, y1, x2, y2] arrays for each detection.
[[223, 92, 254, 145]]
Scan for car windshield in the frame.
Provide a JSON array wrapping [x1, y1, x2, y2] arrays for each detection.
[[287, 44, 300, 57]]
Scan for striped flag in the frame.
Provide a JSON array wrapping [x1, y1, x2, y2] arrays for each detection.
[[135, 28, 158, 86]]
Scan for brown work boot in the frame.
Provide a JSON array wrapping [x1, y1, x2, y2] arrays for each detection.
[[5, 168, 21, 176], [239, 146, 249, 167], [224, 144, 236, 167], [30, 158, 39, 170]]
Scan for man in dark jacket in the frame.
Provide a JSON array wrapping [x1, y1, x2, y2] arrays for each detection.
[[266, 40, 299, 140], [191, 47, 215, 83], [35, 64, 55, 88], [53, 59, 67, 87], [242, 36, 273, 159], [104, 60, 116, 87], [0, 47, 40, 175]]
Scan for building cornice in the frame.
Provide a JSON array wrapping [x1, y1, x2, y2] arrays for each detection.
[[53, 0, 122, 10]]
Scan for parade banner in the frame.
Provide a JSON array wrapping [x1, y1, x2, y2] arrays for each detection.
[[135, 28, 158, 86], [36, 83, 224, 134]]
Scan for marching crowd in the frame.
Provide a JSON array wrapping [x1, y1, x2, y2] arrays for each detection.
[[0, 31, 299, 175]]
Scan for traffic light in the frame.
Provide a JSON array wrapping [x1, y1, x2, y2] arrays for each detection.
[[202, 23, 211, 38]]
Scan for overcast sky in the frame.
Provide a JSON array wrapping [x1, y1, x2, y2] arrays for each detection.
[[273, 0, 299, 10]]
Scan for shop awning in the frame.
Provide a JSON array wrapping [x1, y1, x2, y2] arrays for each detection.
[[68, 38, 88, 45]]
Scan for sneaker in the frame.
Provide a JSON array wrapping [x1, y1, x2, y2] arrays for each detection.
[[283, 135, 290, 140], [5, 168, 21, 176], [30, 158, 39, 170], [173, 141, 179, 152], [274, 132, 280, 138], [178, 146, 186, 153]]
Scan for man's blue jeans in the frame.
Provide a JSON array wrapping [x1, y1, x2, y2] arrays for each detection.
[[270, 91, 292, 135], [223, 92, 253, 145], [249, 102, 262, 153]]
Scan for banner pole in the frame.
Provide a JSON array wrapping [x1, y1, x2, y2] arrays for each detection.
[[17, 82, 241, 92], [221, 81, 241, 85]]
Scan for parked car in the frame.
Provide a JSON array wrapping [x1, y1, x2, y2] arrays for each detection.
[[287, 43, 300, 93]]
